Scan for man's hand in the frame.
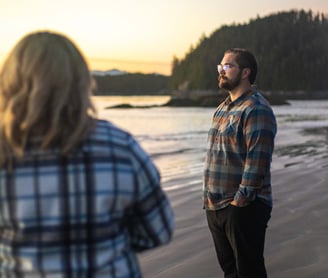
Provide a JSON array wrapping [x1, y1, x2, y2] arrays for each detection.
[[230, 200, 238, 206]]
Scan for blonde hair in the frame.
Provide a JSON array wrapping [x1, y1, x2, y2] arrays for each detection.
[[0, 31, 97, 166]]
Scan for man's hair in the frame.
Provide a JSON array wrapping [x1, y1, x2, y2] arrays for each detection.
[[0, 31, 97, 166], [225, 48, 258, 84]]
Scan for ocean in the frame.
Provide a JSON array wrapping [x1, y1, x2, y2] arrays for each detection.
[[92, 96, 328, 187], [93, 96, 328, 277]]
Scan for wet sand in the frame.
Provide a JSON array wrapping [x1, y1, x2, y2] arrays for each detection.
[[138, 128, 328, 278]]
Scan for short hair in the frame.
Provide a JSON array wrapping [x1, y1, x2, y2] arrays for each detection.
[[0, 31, 97, 165], [224, 48, 258, 84]]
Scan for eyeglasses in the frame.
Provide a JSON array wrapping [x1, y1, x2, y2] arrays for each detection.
[[217, 63, 237, 73]]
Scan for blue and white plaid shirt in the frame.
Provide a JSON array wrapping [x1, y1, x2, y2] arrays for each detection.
[[0, 119, 174, 277], [203, 91, 277, 209]]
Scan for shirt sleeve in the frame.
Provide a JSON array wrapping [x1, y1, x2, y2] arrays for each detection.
[[126, 136, 175, 252], [234, 104, 277, 206]]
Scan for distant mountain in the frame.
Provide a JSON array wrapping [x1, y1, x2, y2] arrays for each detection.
[[91, 69, 128, 76]]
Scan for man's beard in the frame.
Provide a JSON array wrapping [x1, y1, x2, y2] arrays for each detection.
[[219, 71, 242, 91]]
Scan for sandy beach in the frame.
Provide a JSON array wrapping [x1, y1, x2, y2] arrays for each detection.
[[138, 127, 328, 278], [94, 97, 328, 277]]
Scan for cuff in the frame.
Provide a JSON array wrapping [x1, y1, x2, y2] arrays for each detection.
[[234, 184, 256, 207]]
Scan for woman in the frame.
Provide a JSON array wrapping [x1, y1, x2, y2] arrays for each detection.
[[0, 31, 174, 277]]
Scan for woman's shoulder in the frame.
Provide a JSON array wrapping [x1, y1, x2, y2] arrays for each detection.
[[85, 119, 137, 150], [93, 119, 132, 139]]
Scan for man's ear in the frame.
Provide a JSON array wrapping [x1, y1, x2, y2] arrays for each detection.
[[242, 68, 251, 80]]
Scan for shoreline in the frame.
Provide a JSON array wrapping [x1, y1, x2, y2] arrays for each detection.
[[100, 90, 328, 109], [138, 126, 328, 278]]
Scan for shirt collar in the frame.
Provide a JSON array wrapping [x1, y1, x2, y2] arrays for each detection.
[[224, 89, 254, 108]]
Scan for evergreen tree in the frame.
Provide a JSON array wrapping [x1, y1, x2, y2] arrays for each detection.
[[170, 10, 328, 92]]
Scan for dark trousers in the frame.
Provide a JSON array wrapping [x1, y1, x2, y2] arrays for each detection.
[[206, 199, 271, 278]]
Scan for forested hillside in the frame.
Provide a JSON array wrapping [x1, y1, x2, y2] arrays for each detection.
[[93, 73, 169, 95], [170, 10, 328, 92]]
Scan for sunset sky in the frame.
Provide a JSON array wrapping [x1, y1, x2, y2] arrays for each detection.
[[0, 0, 327, 75]]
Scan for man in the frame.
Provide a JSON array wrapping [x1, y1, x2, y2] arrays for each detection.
[[203, 48, 277, 277]]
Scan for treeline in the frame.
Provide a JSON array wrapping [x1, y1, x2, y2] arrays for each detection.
[[170, 10, 328, 92], [93, 73, 169, 95]]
